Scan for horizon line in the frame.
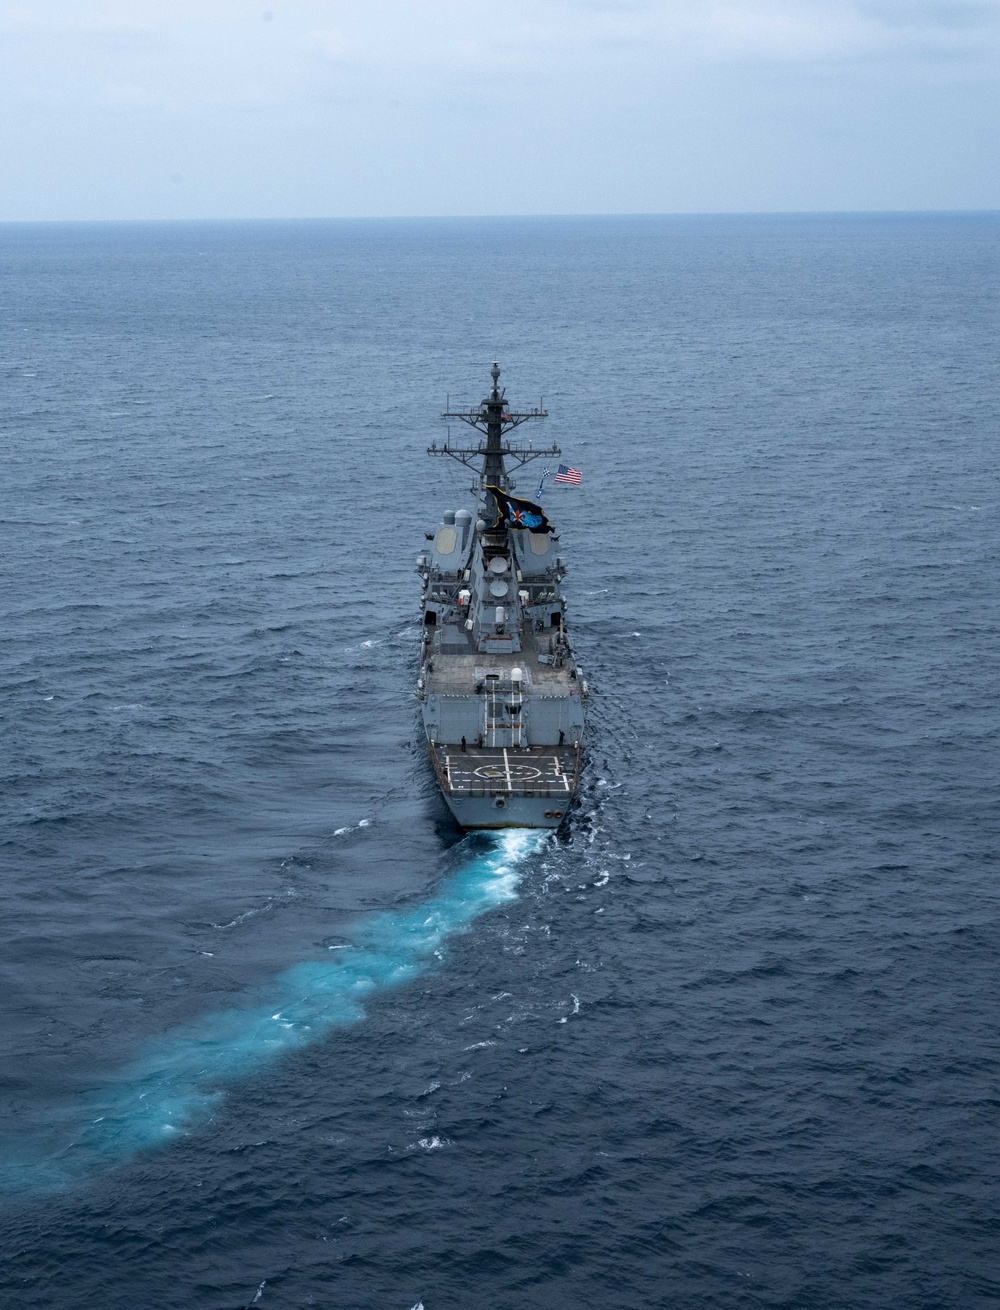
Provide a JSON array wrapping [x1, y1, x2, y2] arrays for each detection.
[[1, 207, 998, 228]]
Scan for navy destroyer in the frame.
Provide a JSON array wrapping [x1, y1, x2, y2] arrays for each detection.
[[416, 364, 587, 829]]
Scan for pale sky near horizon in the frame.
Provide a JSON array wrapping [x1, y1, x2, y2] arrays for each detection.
[[1, 1, 998, 221]]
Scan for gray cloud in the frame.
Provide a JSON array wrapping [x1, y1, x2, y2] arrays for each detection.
[[0, 1, 997, 218]]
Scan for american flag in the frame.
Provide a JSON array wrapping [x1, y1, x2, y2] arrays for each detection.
[[554, 464, 582, 485]]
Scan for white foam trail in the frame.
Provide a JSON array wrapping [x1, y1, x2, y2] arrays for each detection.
[[2, 829, 545, 1194]]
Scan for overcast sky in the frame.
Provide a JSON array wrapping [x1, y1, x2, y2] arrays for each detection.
[[1, 0, 998, 220]]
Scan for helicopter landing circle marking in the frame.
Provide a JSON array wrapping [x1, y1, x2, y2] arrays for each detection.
[[473, 763, 541, 781]]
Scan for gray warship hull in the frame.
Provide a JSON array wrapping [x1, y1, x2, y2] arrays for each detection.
[[428, 738, 583, 831], [417, 365, 586, 831]]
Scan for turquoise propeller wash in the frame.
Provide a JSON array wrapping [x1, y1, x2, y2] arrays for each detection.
[[2, 830, 545, 1194]]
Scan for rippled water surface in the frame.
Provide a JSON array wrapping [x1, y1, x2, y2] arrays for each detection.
[[2, 215, 998, 1309]]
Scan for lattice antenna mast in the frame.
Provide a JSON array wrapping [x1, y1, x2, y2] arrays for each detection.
[[428, 362, 557, 497]]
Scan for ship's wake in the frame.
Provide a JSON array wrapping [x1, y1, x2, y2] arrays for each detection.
[[2, 829, 545, 1195]]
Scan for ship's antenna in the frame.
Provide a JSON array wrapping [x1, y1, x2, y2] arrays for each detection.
[[483, 362, 508, 510], [432, 363, 554, 498]]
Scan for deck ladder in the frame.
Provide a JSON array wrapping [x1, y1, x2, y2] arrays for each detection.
[[483, 674, 524, 749]]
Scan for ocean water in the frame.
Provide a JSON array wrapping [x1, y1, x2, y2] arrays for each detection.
[[1, 213, 998, 1309]]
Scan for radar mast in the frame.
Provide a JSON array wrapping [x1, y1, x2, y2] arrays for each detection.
[[429, 363, 558, 516]]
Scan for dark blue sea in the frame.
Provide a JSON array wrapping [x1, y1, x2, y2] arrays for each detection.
[[1, 213, 998, 1309]]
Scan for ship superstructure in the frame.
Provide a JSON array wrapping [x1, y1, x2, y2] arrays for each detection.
[[417, 364, 587, 829]]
